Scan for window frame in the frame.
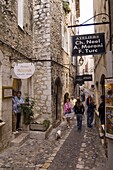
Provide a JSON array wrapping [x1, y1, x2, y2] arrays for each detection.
[[18, 0, 24, 29]]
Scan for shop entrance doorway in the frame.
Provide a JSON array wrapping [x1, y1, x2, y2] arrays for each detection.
[[12, 79, 22, 132]]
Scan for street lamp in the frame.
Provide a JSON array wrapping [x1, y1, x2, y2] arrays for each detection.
[[78, 56, 84, 66]]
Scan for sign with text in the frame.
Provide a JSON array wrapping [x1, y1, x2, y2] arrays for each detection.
[[2, 86, 12, 99], [72, 33, 106, 56], [83, 74, 92, 81], [75, 74, 93, 85], [14, 63, 35, 79], [75, 75, 84, 85]]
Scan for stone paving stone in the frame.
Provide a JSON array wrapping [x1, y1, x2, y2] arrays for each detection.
[[42, 162, 50, 169], [0, 117, 108, 170], [48, 118, 108, 170], [76, 164, 84, 169], [45, 160, 52, 163], [35, 164, 43, 168], [81, 143, 86, 147]]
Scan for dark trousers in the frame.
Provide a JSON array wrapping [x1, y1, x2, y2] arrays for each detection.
[[77, 114, 83, 130], [16, 112, 21, 130], [87, 112, 94, 127]]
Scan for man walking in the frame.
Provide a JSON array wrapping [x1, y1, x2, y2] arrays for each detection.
[[74, 97, 85, 130]]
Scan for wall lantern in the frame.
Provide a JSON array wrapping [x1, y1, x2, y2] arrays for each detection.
[[78, 56, 84, 66]]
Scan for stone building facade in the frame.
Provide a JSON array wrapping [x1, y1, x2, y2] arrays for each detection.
[[33, 0, 78, 125], [0, 0, 79, 150], [93, 1, 113, 169], [93, 0, 113, 105], [0, 0, 33, 150]]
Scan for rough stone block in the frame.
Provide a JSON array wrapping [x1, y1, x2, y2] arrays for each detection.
[[11, 133, 29, 147]]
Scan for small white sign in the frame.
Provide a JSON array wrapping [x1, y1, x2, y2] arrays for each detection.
[[14, 63, 35, 79]]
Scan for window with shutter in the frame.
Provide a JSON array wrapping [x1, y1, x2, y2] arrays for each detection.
[[18, 0, 24, 29], [61, 22, 65, 49], [61, 22, 69, 54]]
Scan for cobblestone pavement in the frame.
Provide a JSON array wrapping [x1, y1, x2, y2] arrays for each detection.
[[0, 116, 108, 170]]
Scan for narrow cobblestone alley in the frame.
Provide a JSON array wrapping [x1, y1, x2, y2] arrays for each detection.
[[0, 116, 108, 170]]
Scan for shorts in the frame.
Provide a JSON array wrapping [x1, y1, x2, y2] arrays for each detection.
[[65, 112, 73, 118]]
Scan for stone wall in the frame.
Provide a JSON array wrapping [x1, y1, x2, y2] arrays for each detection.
[[33, 0, 52, 121], [34, 62, 52, 119], [33, 0, 51, 60], [0, 0, 33, 150], [50, 0, 62, 63], [33, 0, 76, 124], [0, 0, 33, 58], [110, 0, 113, 45]]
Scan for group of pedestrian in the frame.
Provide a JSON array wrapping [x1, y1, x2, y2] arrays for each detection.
[[12, 90, 24, 133], [64, 93, 104, 131], [64, 95, 85, 130]]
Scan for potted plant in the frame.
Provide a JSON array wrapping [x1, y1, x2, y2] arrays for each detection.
[[63, 1, 71, 14], [30, 119, 50, 131], [22, 97, 35, 125]]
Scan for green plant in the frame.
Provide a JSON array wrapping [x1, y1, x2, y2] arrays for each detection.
[[22, 97, 35, 125], [63, 1, 71, 14], [43, 119, 50, 129]]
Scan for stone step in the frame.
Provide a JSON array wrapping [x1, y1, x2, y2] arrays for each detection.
[[29, 124, 53, 140], [11, 132, 29, 147], [29, 131, 46, 140]]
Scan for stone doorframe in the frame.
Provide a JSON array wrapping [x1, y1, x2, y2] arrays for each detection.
[[100, 74, 105, 95], [54, 77, 62, 120]]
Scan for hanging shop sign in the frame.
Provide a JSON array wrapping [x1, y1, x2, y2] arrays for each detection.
[[76, 74, 92, 85], [14, 63, 35, 79], [72, 33, 106, 56], [83, 74, 92, 81], [105, 77, 113, 140], [75, 75, 84, 85]]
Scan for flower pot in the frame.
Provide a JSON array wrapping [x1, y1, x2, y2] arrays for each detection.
[[30, 123, 47, 131]]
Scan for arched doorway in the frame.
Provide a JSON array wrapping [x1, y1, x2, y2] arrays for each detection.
[[12, 79, 22, 132], [100, 74, 105, 95], [12, 79, 22, 92], [54, 77, 62, 120]]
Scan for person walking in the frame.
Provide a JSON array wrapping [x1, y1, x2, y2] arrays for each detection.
[[86, 95, 92, 107], [80, 89, 85, 102], [70, 96, 77, 119], [74, 97, 85, 130], [15, 91, 24, 131], [12, 90, 17, 133], [64, 98, 72, 128], [87, 97, 96, 128], [98, 95, 105, 125]]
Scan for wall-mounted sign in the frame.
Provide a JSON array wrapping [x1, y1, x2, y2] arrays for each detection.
[[14, 63, 35, 79], [83, 74, 92, 81], [75, 75, 84, 85], [75, 74, 93, 85], [105, 77, 113, 140], [2, 86, 12, 99], [72, 33, 106, 56]]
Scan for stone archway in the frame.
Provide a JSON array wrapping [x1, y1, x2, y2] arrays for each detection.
[[100, 74, 105, 95], [54, 77, 62, 120]]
